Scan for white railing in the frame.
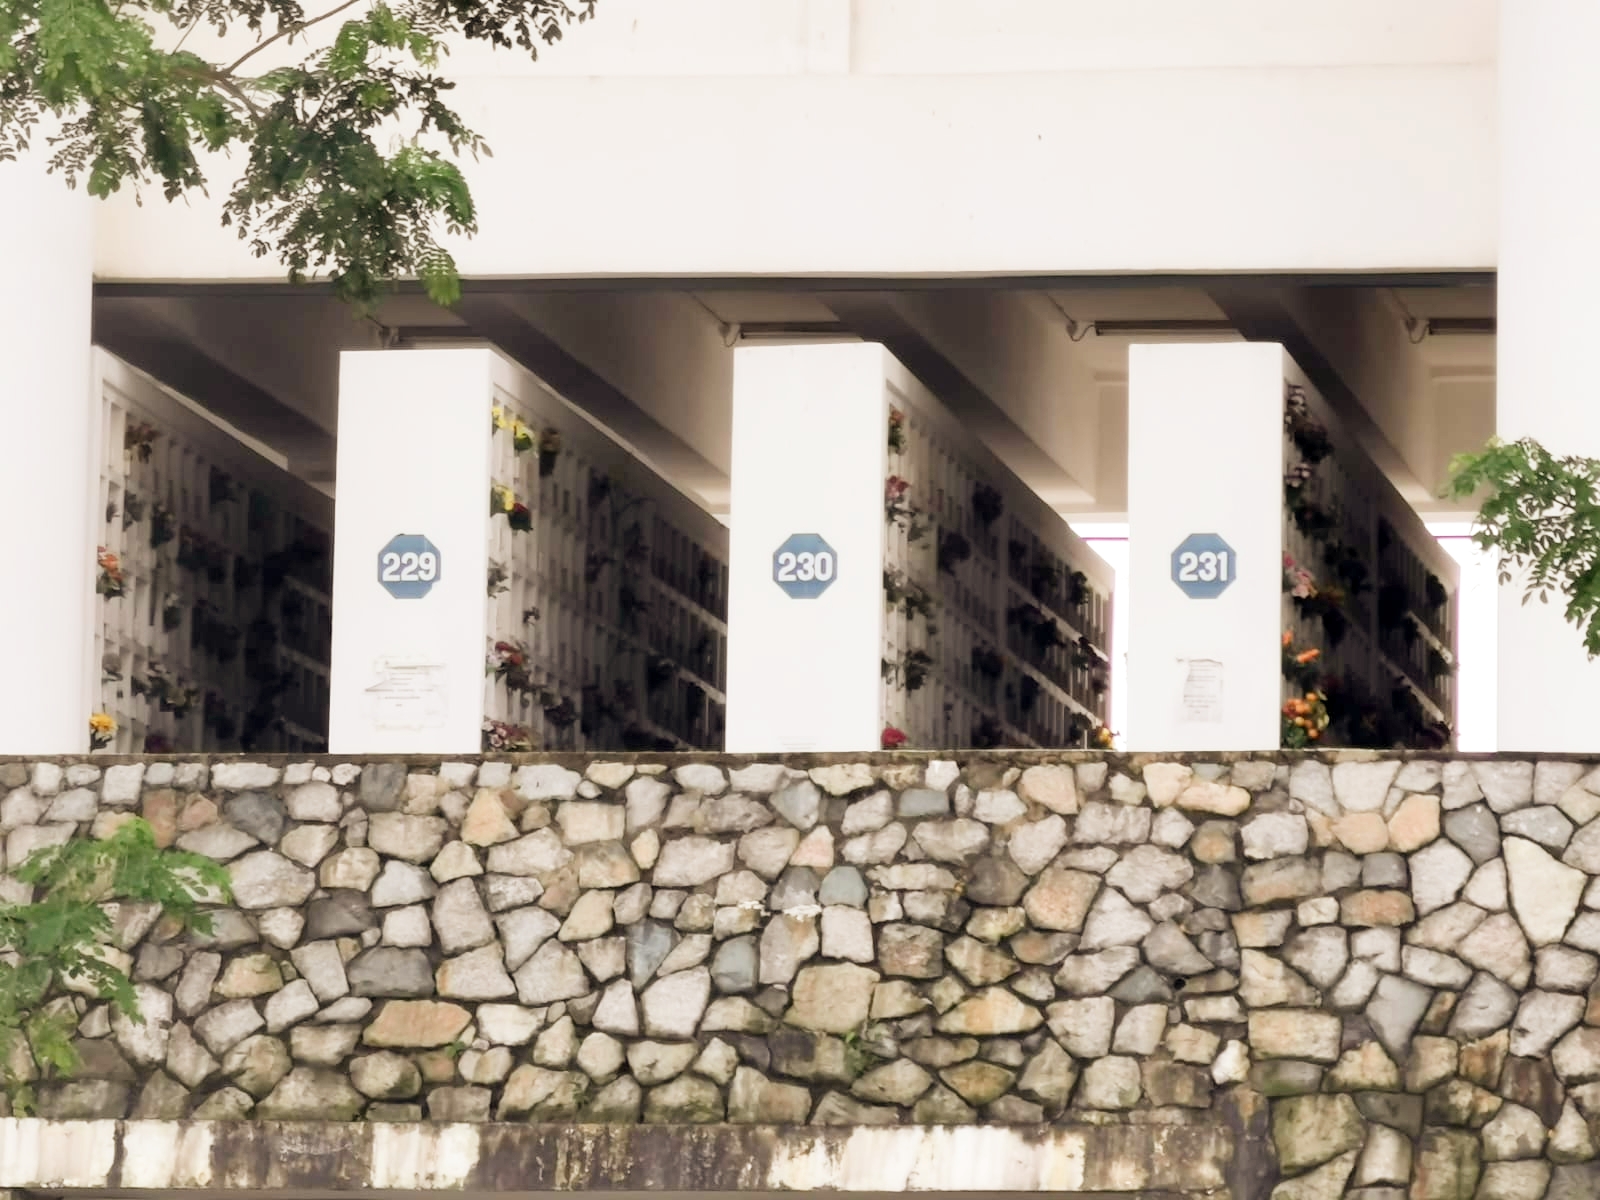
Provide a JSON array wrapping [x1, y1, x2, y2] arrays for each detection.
[[882, 366, 1113, 749], [484, 364, 727, 753], [92, 350, 332, 754]]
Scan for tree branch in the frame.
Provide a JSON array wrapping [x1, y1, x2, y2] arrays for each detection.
[[226, 0, 369, 75]]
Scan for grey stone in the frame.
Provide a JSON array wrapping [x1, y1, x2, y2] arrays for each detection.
[[229, 851, 315, 910], [513, 940, 589, 1005], [897, 787, 950, 819], [1046, 996, 1113, 1057], [1190, 863, 1244, 910], [1506, 836, 1585, 945], [912, 819, 990, 863], [1444, 806, 1502, 868], [1409, 839, 1475, 915], [703, 794, 774, 833], [1073, 801, 1151, 845], [485, 829, 572, 876], [759, 914, 820, 984], [351, 1051, 422, 1099], [642, 967, 712, 1038], [290, 941, 349, 1003], [1511, 991, 1585, 1057], [1449, 972, 1521, 1039], [1055, 947, 1140, 995], [1079, 887, 1154, 950], [1459, 913, 1532, 988], [1362, 853, 1408, 888], [1142, 922, 1212, 976], [1077, 1055, 1142, 1110], [771, 780, 821, 830], [194, 998, 265, 1056], [819, 866, 867, 907], [437, 944, 516, 1001], [1240, 811, 1309, 859], [1105, 844, 1193, 903], [712, 936, 758, 993], [497, 906, 562, 971], [304, 891, 375, 940], [1476, 761, 1535, 813], [1006, 816, 1068, 874], [1505, 805, 1576, 849], [349, 948, 434, 997], [1365, 973, 1432, 1058], [737, 827, 800, 878], [1538, 946, 1600, 992], [224, 792, 286, 844], [627, 921, 677, 987], [654, 836, 737, 886], [370, 860, 437, 907], [1285, 927, 1350, 990]]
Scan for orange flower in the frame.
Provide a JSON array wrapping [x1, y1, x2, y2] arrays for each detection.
[[1282, 630, 1293, 647], [1296, 648, 1320, 664]]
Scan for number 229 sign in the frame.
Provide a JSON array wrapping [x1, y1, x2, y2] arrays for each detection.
[[1171, 533, 1236, 600], [378, 533, 441, 599], [773, 533, 837, 599]]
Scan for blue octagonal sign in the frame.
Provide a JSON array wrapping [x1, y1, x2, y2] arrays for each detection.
[[773, 533, 837, 599], [378, 533, 442, 599], [1171, 533, 1236, 600]]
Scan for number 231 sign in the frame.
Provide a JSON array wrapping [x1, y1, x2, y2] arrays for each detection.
[[1171, 533, 1236, 600]]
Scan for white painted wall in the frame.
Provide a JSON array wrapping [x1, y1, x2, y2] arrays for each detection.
[[1125, 344, 1285, 751], [1495, 0, 1600, 751], [725, 344, 887, 753], [329, 351, 493, 753], [0, 158, 95, 754], [90, 0, 1495, 282]]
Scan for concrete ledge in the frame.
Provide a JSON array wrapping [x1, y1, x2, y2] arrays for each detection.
[[0, 1119, 1231, 1196]]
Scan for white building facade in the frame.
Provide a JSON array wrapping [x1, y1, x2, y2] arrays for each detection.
[[1, 0, 1585, 755]]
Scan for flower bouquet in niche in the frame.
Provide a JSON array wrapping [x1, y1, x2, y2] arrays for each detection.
[[972, 483, 1005, 529], [487, 640, 533, 692], [161, 592, 184, 631], [121, 492, 146, 530], [124, 421, 158, 463], [537, 429, 562, 477], [887, 407, 906, 455], [88, 712, 116, 750], [482, 718, 534, 753], [149, 502, 176, 549], [96, 548, 127, 598], [881, 725, 908, 750]]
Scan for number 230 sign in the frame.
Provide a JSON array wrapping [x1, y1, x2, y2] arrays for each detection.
[[773, 533, 837, 600], [1171, 532, 1236, 600]]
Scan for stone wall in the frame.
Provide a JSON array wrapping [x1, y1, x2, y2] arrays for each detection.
[[5, 753, 1600, 1200]]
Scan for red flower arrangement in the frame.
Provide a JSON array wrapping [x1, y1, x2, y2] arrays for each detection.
[[881, 725, 908, 750]]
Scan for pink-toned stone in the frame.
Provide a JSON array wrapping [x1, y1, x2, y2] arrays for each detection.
[[362, 1001, 472, 1048], [1333, 812, 1390, 855], [1387, 794, 1442, 853]]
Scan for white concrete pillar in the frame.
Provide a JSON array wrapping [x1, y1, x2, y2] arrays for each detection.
[[1125, 343, 1284, 751], [0, 161, 94, 754], [329, 350, 491, 753], [725, 344, 887, 753], [1495, 0, 1600, 751]]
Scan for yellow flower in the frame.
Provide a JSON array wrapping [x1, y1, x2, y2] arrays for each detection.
[[491, 406, 510, 431], [491, 484, 516, 514], [89, 713, 117, 735]]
